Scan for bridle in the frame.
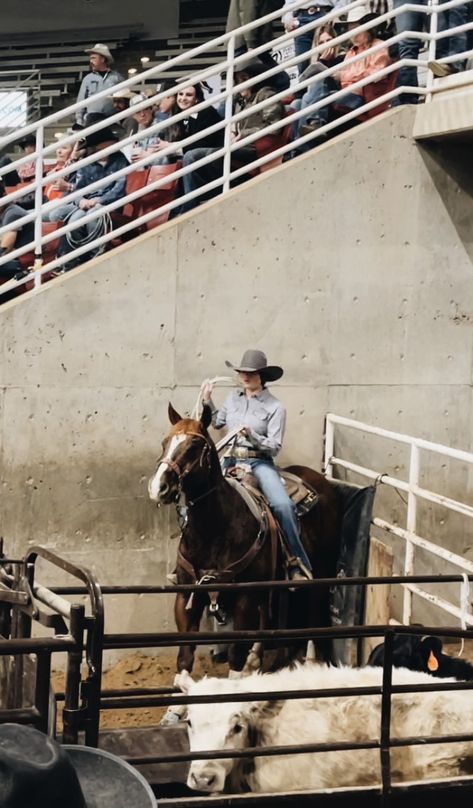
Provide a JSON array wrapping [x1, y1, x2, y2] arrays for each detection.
[[158, 430, 215, 505]]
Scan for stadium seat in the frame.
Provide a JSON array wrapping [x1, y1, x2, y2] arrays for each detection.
[[142, 163, 181, 230]]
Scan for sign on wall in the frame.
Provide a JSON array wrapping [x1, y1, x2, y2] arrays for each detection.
[[0, 91, 28, 129]]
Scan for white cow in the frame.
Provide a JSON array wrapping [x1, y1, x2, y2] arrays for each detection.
[[177, 663, 473, 794]]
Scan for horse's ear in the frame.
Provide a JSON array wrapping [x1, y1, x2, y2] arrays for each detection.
[[168, 402, 183, 425], [174, 670, 195, 694], [200, 403, 212, 431]]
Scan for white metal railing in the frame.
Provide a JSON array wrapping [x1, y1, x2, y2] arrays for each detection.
[[1, 0, 472, 298], [324, 413, 473, 629]]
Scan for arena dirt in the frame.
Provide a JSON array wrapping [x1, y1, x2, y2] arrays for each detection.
[[52, 652, 228, 730]]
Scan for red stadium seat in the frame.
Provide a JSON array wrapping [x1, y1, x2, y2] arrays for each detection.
[[142, 163, 181, 230]]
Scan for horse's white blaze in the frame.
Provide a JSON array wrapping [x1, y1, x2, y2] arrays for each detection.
[[148, 433, 186, 501]]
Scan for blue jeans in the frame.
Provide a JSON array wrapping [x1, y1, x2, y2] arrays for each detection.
[[224, 457, 312, 571], [393, 0, 428, 101], [180, 147, 221, 213], [294, 10, 331, 75], [296, 75, 363, 135], [436, 2, 468, 69]]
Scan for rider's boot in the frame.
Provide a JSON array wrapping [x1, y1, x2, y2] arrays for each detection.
[[287, 556, 313, 582]]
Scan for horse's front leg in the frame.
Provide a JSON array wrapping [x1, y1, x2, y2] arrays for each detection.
[[227, 593, 262, 677], [174, 592, 205, 674]]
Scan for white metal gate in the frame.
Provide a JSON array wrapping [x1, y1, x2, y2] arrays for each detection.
[[324, 413, 473, 628]]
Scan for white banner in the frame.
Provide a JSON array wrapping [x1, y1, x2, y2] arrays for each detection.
[[0, 91, 28, 129]]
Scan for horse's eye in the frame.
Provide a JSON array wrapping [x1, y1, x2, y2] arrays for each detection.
[[233, 723, 243, 735]]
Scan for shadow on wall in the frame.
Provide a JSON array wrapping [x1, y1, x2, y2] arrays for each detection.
[[419, 140, 473, 265]]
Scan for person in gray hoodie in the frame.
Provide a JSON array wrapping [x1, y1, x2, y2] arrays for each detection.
[[76, 43, 124, 126]]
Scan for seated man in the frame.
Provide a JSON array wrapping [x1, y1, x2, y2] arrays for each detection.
[[296, 6, 392, 141], [48, 126, 129, 270], [0, 179, 34, 282]]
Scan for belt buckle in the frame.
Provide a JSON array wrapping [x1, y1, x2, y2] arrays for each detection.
[[234, 447, 248, 459]]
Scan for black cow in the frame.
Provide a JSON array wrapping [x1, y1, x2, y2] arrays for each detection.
[[367, 634, 473, 680]]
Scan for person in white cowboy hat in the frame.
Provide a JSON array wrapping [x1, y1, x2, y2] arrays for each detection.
[[76, 43, 124, 126], [295, 3, 391, 144], [0, 722, 156, 808], [202, 349, 313, 582]]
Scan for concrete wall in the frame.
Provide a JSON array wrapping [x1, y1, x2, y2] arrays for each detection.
[[1, 0, 179, 39], [1, 106, 473, 639]]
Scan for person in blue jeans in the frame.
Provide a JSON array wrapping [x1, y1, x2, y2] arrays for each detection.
[[282, 1, 338, 74], [394, 0, 467, 103], [203, 348, 313, 582]]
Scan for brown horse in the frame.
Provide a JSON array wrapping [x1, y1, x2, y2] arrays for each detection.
[[149, 403, 342, 675]]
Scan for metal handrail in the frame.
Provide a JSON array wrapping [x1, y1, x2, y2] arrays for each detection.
[[0, 0, 472, 297]]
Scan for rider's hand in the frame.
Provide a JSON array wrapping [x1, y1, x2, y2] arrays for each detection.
[[202, 380, 214, 403], [239, 426, 250, 438]]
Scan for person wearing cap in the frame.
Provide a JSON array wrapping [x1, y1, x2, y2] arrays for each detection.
[[76, 43, 124, 126], [111, 88, 139, 138], [48, 126, 129, 269], [295, 5, 391, 141], [281, 0, 341, 75], [17, 133, 40, 183], [128, 93, 173, 167], [0, 722, 156, 808], [202, 349, 313, 582]]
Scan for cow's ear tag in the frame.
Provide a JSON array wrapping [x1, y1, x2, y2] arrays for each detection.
[[428, 650, 439, 671]]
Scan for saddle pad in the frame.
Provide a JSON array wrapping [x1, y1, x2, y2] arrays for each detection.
[[225, 475, 264, 524]]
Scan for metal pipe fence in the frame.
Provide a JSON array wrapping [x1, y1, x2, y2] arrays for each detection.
[[324, 414, 473, 627], [1, 0, 472, 298]]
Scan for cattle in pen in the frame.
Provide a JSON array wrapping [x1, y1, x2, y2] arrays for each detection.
[[367, 635, 473, 680], [176, 663, 473, 794]]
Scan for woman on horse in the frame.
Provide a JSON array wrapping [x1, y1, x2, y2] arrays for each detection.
[[203, 348, 313, 583]]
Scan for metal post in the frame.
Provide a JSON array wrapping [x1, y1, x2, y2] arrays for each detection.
[[323, 414, 335, 477], [34, 651, 52, 733], [403, 442, 420, 624], [63, 603, 85, 744], [33, 123, 44, 289], [426, 0, 440, 102], [380, 629, 394, 806], [222, 34, 235, 195]]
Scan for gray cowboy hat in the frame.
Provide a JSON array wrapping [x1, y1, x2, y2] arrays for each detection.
[[225, 349, 283, 382], [0, 723, 156, 808], [85, 43, 114, 64]]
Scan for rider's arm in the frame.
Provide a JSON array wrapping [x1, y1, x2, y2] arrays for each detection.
[[246, 404, 286, 458]]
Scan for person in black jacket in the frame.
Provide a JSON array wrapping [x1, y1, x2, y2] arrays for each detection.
[[153, 83, 224, 213]]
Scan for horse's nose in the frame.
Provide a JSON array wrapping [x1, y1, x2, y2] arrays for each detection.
[[159, 481, 170, 498]]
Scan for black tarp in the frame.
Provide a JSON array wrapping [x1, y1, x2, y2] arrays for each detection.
[[329, 481, 377, 665]]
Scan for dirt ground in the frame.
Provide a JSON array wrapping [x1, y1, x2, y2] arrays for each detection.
[[52, 651, 229, 730]]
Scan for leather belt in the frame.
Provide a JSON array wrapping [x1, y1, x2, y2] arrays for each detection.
[[228, 446, 266, 460]]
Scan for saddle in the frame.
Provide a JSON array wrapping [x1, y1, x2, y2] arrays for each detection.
[[225, 466, 319, 519]]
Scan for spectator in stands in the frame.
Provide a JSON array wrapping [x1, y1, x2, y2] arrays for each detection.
[[0, 154, 20, 188], [128, 93, 172, 167], [291, 24, 342, 138], [17, 134, 38, 183], [429, 1, 468, 77], [48, 126, 129, 270], [282, 0, 338, 75], [45, 143, 75, 202], [154, 80, 177, 123], [154, 83, 224, 212], [76, 44, 124, 126], [295, 6, 391, 140], [227, 0, 279, 53], [233, 59, 286, 147], [111, 89, 139, 137], [0, 179, 33, 281]]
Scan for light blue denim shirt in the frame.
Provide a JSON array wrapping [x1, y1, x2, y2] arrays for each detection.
[[211, 388, 286, 458]]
